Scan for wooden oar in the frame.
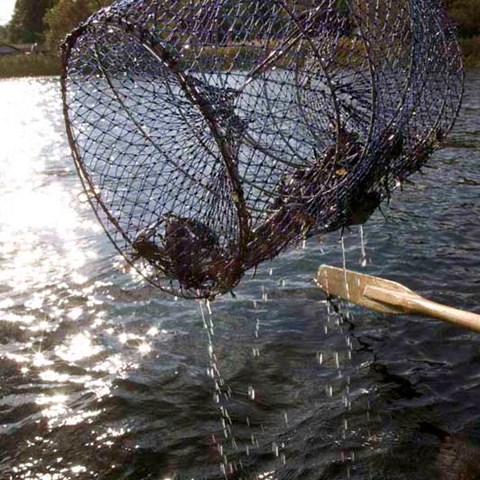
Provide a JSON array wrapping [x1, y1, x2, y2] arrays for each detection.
[[316, 265, 480, 333]]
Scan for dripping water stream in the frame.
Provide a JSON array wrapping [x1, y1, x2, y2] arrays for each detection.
[[199, 299, 239, 476]]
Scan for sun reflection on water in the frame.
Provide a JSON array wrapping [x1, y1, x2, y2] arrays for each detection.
[[55, 333, 102, 363], [0, 78, 162, 479], [0, 80, 101, 298]]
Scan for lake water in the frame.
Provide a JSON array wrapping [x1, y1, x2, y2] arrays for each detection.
[[0, 73, 479, 479]]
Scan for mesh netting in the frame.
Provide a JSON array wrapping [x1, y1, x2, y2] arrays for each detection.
[[61, 0, 463, 300]]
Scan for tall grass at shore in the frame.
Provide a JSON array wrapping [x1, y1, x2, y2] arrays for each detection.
[[0, 39, 478, 80], [0, 54, 60, 79], [461, 37, 480, 68]]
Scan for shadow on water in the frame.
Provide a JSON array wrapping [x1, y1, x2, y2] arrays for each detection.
[[0, 72, 479, 479]]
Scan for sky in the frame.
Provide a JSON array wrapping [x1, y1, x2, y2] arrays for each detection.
[[0, 0, 15, 26]]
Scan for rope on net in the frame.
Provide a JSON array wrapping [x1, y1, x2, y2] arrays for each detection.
[[61, 0, 464, 300]]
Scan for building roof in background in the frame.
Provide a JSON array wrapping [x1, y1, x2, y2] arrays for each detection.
[[0, 44, 20, 55], [0, 43, 48, 55]]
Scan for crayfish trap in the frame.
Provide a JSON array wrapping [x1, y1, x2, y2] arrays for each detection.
[[61, 0, 463, 299]]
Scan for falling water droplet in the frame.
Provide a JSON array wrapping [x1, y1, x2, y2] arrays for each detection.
[[359, 225, 368, 267], [262, 286, 268, 302], [272, 442, 279, 457], [317, 352, 323, 365], [341, 235, 351, 302], [335, 351, 340, 369]]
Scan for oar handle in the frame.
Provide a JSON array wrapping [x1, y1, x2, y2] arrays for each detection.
[[365, 285, 480, 333]]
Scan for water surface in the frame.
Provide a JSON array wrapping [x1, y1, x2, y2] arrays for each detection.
[[0, 73, 479, 479]]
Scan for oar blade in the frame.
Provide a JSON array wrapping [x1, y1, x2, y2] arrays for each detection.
[[316, 265, 414, 315]]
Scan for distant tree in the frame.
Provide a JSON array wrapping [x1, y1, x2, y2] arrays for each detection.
[[8, 0, 55, 43], [39, 0, 480, 60], [447, 0, 480, 38], [44, 0, 113, 51], [0, 25, 8, 42]]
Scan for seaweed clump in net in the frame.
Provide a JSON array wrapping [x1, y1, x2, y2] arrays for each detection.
[[61, 0, 463, 300]]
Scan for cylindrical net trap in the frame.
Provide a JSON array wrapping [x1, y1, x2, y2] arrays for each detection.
[[61, 0, 464, 299]]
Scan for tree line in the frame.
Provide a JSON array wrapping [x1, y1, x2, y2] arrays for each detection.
[[0, 0, 478, 51], [0, 0, 113, 46]]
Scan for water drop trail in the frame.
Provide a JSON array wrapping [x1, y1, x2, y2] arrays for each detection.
[[359, 225, 368, 267], [199, 300, 239, 476]]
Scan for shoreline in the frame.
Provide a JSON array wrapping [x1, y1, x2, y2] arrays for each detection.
[[0, 53, 60, 78], [1, 45, 479, 80]]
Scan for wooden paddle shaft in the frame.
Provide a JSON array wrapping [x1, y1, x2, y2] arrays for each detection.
[[365, 285, 480, 333]]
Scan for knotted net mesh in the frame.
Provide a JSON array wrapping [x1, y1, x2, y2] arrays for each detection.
[[61, 0, 463, 299]]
